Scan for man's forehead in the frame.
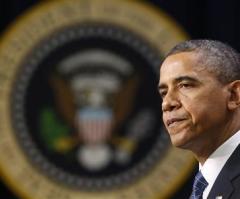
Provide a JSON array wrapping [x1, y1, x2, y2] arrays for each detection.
[[158, 52, 216, 86], [161, 51, 201, 67], [160, 52, 197, 75]]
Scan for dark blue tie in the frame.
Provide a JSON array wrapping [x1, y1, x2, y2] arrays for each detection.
[[190, 171, 208, 199]]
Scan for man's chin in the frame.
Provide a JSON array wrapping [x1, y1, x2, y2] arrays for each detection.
[[171, 141, 188, 149], [169, 135, 191, 149]]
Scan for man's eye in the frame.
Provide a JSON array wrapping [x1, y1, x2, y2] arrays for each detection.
[[179, 83, 192, 88], [159, 91, 167, 98]]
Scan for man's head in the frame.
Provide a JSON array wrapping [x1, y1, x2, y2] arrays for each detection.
[[158, 40, 240, 158]]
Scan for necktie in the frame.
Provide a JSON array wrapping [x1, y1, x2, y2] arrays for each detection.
[[190, 171, 208, 199]]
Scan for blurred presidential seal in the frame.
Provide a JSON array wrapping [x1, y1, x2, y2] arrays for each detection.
[[0, 0, 195, 199]]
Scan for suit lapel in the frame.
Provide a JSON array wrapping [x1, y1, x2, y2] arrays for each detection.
[[207, 172, 233, 199], [208, 144, 240, 199]]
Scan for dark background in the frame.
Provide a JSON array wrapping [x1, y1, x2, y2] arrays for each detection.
[[0, 0, 239, 198]]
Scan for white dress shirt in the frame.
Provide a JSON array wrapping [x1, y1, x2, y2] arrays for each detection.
[[199, 130, 240, 199]]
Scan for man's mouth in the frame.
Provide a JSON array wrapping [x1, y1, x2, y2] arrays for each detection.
[[166, 118, 186, 127]]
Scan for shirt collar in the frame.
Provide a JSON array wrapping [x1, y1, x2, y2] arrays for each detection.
[[200, 130, 240, 197]]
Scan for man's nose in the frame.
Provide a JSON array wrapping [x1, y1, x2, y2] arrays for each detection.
[[162, 91, 181, 112]]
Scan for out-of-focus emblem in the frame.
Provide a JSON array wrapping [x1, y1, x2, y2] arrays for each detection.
[[0, 0, 195, 199]]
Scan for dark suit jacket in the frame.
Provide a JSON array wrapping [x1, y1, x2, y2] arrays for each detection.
[[207, 144, 240, 199]]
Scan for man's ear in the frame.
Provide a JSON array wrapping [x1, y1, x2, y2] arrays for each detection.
[[227, 80, 240, 110]]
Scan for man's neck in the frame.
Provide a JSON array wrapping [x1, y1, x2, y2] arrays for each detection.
[[197, 128, 240, 165]]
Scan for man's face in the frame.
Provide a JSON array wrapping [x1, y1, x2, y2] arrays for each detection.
[[158, 52, 230, 151]]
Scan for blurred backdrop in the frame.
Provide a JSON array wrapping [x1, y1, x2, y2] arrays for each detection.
[[0, 0, 239, 199]]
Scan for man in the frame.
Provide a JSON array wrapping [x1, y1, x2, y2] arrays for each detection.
[[158, 40, 240, 199]]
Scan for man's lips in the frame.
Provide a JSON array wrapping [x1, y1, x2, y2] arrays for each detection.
[[166, 118, 187, 127]]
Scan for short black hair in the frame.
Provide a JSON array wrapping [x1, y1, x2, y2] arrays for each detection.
[[163, 39, 240, 83]]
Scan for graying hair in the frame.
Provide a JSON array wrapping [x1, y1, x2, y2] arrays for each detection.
[[164, 39, 240, 84]]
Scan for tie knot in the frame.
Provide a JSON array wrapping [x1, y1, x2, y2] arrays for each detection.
[[191, 171, 208, 199]]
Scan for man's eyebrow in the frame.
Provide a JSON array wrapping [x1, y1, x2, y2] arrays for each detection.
[[174, 75, 200, 83], [158, 83, 167, 90]]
